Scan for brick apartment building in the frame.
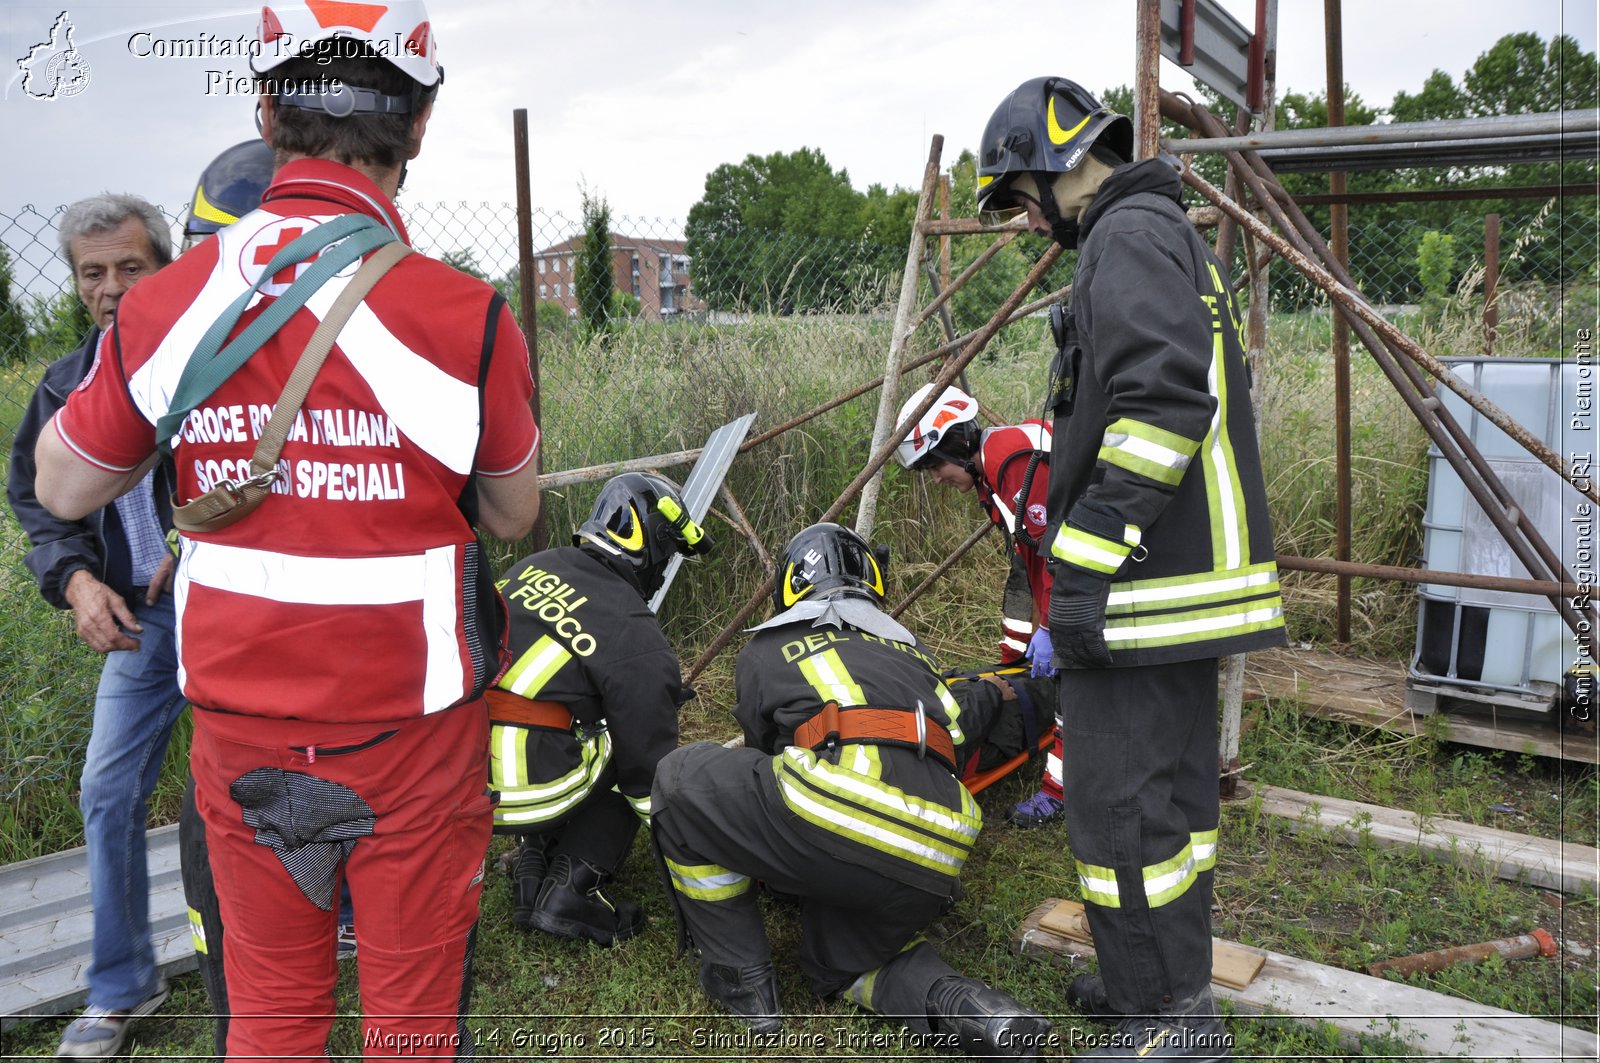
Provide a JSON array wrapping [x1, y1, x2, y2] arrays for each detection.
[[532, 234, 704, 321]]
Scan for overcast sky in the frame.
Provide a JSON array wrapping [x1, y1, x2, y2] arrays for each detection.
[[2, 0, 1595, 280]]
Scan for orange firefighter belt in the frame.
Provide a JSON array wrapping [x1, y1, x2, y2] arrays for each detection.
[[792, 701, 956, 773], [485, 689, 574, 731]]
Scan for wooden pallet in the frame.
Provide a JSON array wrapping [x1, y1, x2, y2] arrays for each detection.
[[1016, 899, 1597, 1061], [0, 824, 195, 1030], [1243, 647, 1600, 765]]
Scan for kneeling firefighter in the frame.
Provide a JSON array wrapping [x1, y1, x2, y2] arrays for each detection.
[[490, 472, 709, 945], [650, 522, 1052, 1059]]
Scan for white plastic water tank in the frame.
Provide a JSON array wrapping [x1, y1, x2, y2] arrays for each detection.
[[1412, 357, 1588, 709]]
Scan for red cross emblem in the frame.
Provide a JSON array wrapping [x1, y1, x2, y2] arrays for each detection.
[[252, 226, 306, 287], [237, 217, 331, 296]]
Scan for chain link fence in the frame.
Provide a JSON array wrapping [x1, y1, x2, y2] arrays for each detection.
[[1, 193, 1594, 856]]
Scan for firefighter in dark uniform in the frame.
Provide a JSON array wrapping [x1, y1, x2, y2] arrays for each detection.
[[651, 523, 1052, 1059], [976, 77, 1287, 1060], [490, 472, 709, 945]]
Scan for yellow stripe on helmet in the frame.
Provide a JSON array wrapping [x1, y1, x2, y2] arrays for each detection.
[[1047, 97, 1093, 146]]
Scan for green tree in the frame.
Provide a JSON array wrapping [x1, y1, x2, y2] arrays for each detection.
[[0, 247, 32, 367], [685, 147, 914, 313], [575, 187, 615, 337]]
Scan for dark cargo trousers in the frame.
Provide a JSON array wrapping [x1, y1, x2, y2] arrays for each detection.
[[651, 741, 964, 1028], [1058, 657, 1220, 1014]]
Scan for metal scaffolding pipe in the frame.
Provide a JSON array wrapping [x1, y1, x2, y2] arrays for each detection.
[[1165, 108, 1600, 153], [1177, 163, 1595, 657], [687, 245, 1066, 683], [1277, 554, 1567, 598], [890, 521, 995, 620]]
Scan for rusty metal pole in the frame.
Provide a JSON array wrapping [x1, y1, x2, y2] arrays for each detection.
[[687, 246, 1064, 684], [1325, 0, 1352, 643], [1368, 929, 1557, 978], [939, 174, 953, 293], [1484, 212, 1501, 355], [513, 108, 546, 551], [1178, 162, 1597, 657], [1135, 0, 1162, 160], [1221, 0, 1276, 801]]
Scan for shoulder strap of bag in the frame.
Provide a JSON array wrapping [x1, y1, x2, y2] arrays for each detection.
[[169, 241, 410, 532], [156, 214, 391, 450]]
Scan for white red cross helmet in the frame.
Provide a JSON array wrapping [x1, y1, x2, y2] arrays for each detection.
[[251, 1, 441, 88], [893, 383, 979, 469]]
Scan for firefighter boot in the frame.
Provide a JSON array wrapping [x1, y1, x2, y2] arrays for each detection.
[[926, 975, 1052, 1060], [1077, 987, 1231, 1060], [698, 959, 782, 1034], [509, 837, 550, 930], [1067, 974, 1114, 1021], [526, 853, 645, 946]]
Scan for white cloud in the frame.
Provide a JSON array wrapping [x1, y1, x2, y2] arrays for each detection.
[[1, 0, 1592, 248]]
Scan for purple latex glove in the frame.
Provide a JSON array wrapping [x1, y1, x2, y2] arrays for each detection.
[[1025, 626, 1059, 678]]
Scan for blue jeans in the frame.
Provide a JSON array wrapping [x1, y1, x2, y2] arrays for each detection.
[[79, 592, 186, 1010]]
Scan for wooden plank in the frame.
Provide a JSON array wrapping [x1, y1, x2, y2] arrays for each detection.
[[1243, 647, 1600, 765], [1037, 899, 1265, 989], [0, 824, 197, 1030], [1015, 900, 1597, 1061], [1251, 784, 1600, 896]]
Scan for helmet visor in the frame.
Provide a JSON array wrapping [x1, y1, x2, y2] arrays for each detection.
[[978, 172, 1044, 228]]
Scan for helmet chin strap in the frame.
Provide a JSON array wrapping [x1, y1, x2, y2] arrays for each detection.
[[1034, 180, 1080, 249]]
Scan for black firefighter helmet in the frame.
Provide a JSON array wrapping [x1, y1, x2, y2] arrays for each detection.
[[184, 139, 275, 239], [975, 76, 1133, 219], [774, 522, 889, 611], [576, 472, 711, 598]]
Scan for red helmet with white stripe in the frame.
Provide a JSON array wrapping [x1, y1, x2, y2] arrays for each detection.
[[251, 1, 441, 88], [893, 383, 981, 470]]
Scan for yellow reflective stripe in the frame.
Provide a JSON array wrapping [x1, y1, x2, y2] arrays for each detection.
[[798, 649, 866, 706], [500, 635, 571, 697], [846, 967, 880, 1011], [1076, 859, 1120, 908], [665, 857, 751, 901], [1051, 525, 1130, 574], [491, 729, 613, 826], [1099, 417, 1198, 487], [627, 790, 652, 821], [1200, 262, 1250, 570], [188, 906, 208, 953], [1192, 829, 1218, 872], [1104, 602, 1285, 648], [774, 751, 980, 877], [1106, 562, 1280, 612], [1144, 843, 1199, 909], [935, 681, 966, 747], [191, 184, 241, 227]]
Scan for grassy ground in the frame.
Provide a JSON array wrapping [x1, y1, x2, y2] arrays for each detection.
[[4, 560, 1596, 1059], [4, 292, 1598, 1058]]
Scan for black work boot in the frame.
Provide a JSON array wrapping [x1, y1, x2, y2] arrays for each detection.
[[698, 959, 782, 1034], [1077, 987, 1231, 1060], [1067, 973, 1114, 1021], [926, 975, 1052, 1060], [526, 853, 645, 946], [509, 838, 549, 930]]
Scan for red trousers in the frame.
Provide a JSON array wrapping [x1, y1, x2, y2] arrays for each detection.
[[191, 701, 492, 1061]]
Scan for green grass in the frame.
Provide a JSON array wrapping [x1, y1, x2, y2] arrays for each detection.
[[4, 293, 1598, 1058]]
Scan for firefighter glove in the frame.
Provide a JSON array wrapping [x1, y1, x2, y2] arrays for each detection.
[[1049, 571, 1112, 669], [1025, 627, 1058, 678]]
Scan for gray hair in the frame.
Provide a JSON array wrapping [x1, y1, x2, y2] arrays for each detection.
[[59, 194, 173, 270]]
